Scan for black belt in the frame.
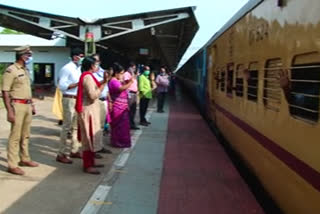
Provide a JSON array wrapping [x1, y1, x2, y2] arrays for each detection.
[[129, 91, 137, 94], [99, 97, 107, 101]]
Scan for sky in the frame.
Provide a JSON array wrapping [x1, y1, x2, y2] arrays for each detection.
[[0, 0, 248, 66]]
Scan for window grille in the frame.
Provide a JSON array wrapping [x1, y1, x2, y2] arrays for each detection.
[[226, 63, 234, 96], [247, 62, 259, 102], [216, 68, 220, 89], [220, 68, 226, 92], [263, 59, 282, 111], [289, 63, 320, 122], [235, 64, 244, 97]]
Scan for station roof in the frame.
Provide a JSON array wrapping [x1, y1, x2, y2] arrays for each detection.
[[0, 4, 198, 70], [0, 34, 66, 47]]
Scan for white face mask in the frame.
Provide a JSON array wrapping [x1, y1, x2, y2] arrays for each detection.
[[25, 56, 33, 65], [77, 57, 84, 66], [93, 64, 99, 72]]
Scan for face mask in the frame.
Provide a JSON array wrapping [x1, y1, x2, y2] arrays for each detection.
[[144, 70, 150, 76], [25, 56, 33, 65], [75, 55, 84, 66], [78, 57, 84, 66], [93, 64, 99, 72]]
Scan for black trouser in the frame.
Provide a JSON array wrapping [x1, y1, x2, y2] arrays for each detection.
[[139, 97, 150, 122], [128, 92, 137, 127], [157, 92, 167, 111]]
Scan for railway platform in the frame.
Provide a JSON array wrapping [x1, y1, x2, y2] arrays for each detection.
[[86, 88, 265, 214], [0, 87, 265, 214]]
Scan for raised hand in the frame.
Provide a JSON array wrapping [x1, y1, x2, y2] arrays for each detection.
[[278, 69, 290, 89], [103, 70, 109, 83]]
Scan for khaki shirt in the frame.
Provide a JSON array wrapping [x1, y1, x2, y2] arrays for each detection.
[[1, 63, 32, 99]]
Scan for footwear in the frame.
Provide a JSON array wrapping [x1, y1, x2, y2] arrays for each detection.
[[157, 110, 164, 113], [56, 155, 73, 164], [19, 161, 39, 167], [70, 152, 82, 159], [58, 120, 63, 126], [67, 132, 72, 139], [93, 164, 105, 168], [97, 148, 112, 154], [94, 153, 103, 159], [130, 126, 140, 130], [146, 121, 151, 124], [83, 167, 100, 175], [139, 121, 149, 126], [8, 167, 25, 175]]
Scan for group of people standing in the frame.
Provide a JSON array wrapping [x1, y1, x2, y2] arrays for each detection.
[[56, 49, 171, 174], [1, 45, 171, 176]]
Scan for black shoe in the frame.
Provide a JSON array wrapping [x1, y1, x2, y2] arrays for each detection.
[[97, 148, 112, 154], [139, 121, 149, 126], [146, 121, 151, 125], [93, 164, 105, 168], [58, 120, 63, 125], [130, 126, 140, 130], [94, 153, 103, 159]]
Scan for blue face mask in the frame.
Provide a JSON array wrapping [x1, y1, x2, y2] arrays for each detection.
[[25, 56, 33, 65], [144, 70, 150, 76]]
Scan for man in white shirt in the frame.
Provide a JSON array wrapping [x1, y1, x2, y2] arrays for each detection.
[[56, 48, 84, 164]]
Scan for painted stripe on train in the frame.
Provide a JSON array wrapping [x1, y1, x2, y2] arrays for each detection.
[[215, 104, 320, 192]]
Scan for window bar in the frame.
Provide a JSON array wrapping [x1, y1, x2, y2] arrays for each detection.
[[289, 104, 319, 113], [290, 92, 320, 98]]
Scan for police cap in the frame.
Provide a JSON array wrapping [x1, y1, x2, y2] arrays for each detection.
[[14, 45, 32, 55]]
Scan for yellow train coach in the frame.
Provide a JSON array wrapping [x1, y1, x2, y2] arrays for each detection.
[[178, 0, 320, 213]]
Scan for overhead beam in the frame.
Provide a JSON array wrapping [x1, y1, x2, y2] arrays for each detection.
[[0, 9, 81, 41], [98, 12, 189, 41]]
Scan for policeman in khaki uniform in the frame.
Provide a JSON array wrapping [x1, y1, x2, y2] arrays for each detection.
[[1, 45, 39, 175]]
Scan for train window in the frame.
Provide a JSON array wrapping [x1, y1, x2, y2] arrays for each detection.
[[236, 64, 244, 97], [226, 63, 234, 97], [263, 59, 282, 111], [289, 52, 320, 122], [247, 62, 259, 102], [220, 67, 226, 92], [216, 68, 220, 89]]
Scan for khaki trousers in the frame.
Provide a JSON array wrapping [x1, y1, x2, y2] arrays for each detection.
[[58, 97, 81, 156], [7, 103, 32, 168]]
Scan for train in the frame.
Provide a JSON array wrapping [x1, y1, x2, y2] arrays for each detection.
[[177, 0, 320, 213]]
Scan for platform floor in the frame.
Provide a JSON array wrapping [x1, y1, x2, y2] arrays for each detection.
[[0, 87, 265, 214], [93, 89, 264, 214], [157, 90, 264, 214]]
